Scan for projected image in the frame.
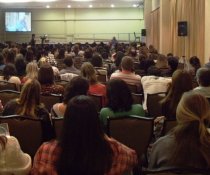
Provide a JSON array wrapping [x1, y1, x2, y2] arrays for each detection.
[[5, 12, 31, 32]]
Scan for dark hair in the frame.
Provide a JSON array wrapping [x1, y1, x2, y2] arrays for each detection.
[[56, 95, 113, 175], [168, 56, 178, 72], [38, 63, 54, 85], [147, 65, 161, 76], [64, 56, 73, 67], [114, 51, 124, 67], [5, 50, 15, 64], [91, 53, 103, 67], [189, 56, 201, 73], [63, 76, 89, 104], [107, 79, 133, 112], [3, 63, 17, 80], [196, 68, 210, 87], [25, 50, 34, 63], [0, 53, 4, 65], [15, 54, 26, 76]]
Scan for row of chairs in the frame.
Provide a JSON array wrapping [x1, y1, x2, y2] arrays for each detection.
[[0, 115, 177, 171]]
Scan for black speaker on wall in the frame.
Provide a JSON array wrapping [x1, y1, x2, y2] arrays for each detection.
[[141, 29, 146, 36], [178, 21, 187, 36]]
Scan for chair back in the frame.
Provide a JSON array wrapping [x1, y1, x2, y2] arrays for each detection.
[[147, 92, 166, 118], [0, 80, 18, 91], [143, 167, 209, 175], [0, 115, 43, 158], [0, 90, 20, 106], [132, 93, 144, 105], [96, 74, 107, 84], [53, 117, 64, 139], [107, 115, 154, 159], [55, 80, 69, 89], [162, 119, 177, 135], [88, 94, 103, 112], [40, 93, 63, 112]]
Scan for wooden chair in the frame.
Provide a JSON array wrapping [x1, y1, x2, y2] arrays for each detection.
[[55, 80, 69, 88], [132, 93, 144, 105], [53, 117, 64, 139], [147, 92, 166, 118], [96, 74, 107, 84], [143, 167, 210, 175], [0, 80, 18, 91], [88, 94, 103, 112], [0, 115, 43, 158], [162, 119, 177, 135], [40, 93, 63, 112], [0, 90, 20, 106], [107, 115, 154, 174]]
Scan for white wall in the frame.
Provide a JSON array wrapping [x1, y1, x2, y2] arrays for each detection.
[[205, 0, 210, 63], [0, 8, 144, 43]]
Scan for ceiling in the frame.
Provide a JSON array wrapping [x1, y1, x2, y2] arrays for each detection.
[[0, 0, 144, 9]]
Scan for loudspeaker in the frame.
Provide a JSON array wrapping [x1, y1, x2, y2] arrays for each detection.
[[178, 21, 187, 36], [141, 29, 146, 36]]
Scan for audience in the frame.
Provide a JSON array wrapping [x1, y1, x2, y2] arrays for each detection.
[[194, 67, 210, 97], [100, 79, 145, 127], [15, 54, 26, 78], [0, 135, 31, 174], [149, 91, 210, 170], [0, 53, 5, 71], [22, 62, 39, 84], [52, 76, 89, 118], [31, 95, 137, 175]]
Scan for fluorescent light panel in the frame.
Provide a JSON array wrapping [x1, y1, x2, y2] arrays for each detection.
[[0, 0, 56, 3]]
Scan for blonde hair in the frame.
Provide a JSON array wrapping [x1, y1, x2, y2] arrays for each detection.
[[173, 91, 210, 166], [17, 79, 42, 118], [81, 62, 97, 85], [26, 62, 38, 80]]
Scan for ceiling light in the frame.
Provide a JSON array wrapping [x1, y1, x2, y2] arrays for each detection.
[[0, 0, 56, 2], [67, 5, 71, 8], [89, 4, 92, 8], [111, 4, 115, 8], [133, 4, 137, 8], [46, 5, 50, 8]]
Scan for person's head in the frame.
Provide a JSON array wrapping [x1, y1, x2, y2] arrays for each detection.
[[32, 34, 35, 38], [121, 56, 134, 72], [168, 56, 178, 72], [196, 68, 210, 87], [84, 47, 93, 60], [5, 50, 15, 64], [91, 53, 103, 67], [147, 65, 161, 76], [172, 91, 210, 166], [63, 55, 73, 67], [38, 63, 54, 85], [17, 79, 42, 118], [26, 62, 38, 79], [107, 79, 133, 112], [57, 95, 113, 175], [114, 51, 124, 67], [0, 53, 4, 65], [81, 62, 97, 85], [63, 76, 89, 104], [15, 54, 26, 76], [25, 50, 34, 63], [189, 56, 201, 72], [156, 54, 168, 69], [161, 70, 193, 119], [3, 63, 17, 80]]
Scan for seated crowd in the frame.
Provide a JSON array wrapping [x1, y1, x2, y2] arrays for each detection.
[[0, 40, 210, 174]]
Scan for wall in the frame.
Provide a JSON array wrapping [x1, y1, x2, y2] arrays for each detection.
[[205, 0, 210, 63], [0, 8, 144, 43]]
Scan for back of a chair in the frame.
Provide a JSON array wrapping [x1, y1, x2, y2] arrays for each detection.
[[88, 94, 103, 112], [132, 93, 144, 105], [96, 74, 107, 84], [41, 93, 63, 112], [127, 84, 138, 93], [55, 80, 69, 89], [0, 90, 20, 106], [162, 119, 177, 135], [53, 117, 64, 139], [107, 116, 154, 159], [0, 81, 18, 91], [147, 92, 166, 118], [0, 115, 43, 157]]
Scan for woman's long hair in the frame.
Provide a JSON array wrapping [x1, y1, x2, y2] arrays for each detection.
[[56, 95, 113, 175], [171, 91, 210, 168], [107, 79, 133, 112], [0, 136, 7, 150], [81, 62, 98, 85], [17, 79, 42, 118], [161, 70, 193, 119]]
